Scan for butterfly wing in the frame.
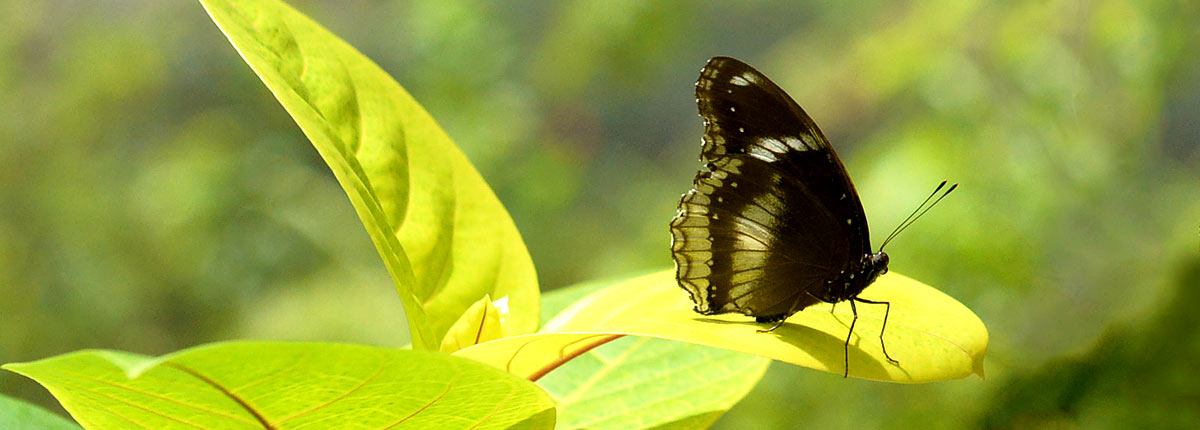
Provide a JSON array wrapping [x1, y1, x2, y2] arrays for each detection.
[[671, 56, 871, 318], [695, 57, 871, 254]]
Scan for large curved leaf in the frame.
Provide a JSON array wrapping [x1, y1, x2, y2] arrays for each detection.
[[539, 336, 768, 430], [457, 270, 987, 383], [534, 279, 770, 429], [198, 0, 540, 350], [4, 342, 554, 429]]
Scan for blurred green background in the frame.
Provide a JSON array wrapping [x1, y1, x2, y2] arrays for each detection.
[[2, 0, 1198, 428]]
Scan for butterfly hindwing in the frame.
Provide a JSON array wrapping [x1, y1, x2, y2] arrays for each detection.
[[671, 155, 842, 317]]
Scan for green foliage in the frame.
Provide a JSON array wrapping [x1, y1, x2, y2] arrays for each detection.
[[0, 394, 81, 430], [981, 258, 1200, 429], [9, 0, 970, 427], [200, 0, 542, 350], [1, 0, 1197, 429], [4, 343, 554, 429]]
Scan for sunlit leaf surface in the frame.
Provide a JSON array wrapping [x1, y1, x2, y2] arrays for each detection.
[[531, 280, 769, 430], [458, 270, 986, 383], [4, 342, 554, 429], [440, 294, 508, 353], [539, 336, 768, 430], [199, 0, 540, 350]]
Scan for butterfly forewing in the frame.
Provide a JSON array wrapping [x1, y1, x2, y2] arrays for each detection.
[[694, 57, 870, 254], [672, 56, 873, 319]]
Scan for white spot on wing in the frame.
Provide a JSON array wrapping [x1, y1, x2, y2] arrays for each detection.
[[783, 136, 810, 151], [748, 146, 778, 163], [756, 137, 788, 154], [730, 75, 751, 86]]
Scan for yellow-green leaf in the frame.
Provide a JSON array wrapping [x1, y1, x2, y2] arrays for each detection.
[[198, 0, 540, 350], [539, 336, 768, 429], [457, 270, 987, 383], [530, 279, 770, 429], [440, 294, 508, 353], [0, 393, 82, 430], [4, 342, 555, 429]]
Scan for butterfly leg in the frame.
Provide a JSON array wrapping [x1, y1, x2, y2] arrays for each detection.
[[756, 316, 788, 333], [756, 291, 821, 333], [853, 297, 900, 365], [844, 299, 859, 377]]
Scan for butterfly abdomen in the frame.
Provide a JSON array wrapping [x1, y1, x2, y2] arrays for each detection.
[[754, 314, 788, 323]]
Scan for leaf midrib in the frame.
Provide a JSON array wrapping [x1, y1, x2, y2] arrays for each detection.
[[554, 337, 650, 406]]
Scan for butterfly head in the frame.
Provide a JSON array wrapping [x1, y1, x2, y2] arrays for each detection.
[[824, 251, 891, 301], [865, 251, 890, 285]]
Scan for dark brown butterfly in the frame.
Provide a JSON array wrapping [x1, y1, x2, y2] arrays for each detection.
[[670, 56, 954, 377]]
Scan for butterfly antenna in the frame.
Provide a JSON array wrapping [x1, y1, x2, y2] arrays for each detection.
[[880, 181, 945, 247], [879, 181, 957, 251]]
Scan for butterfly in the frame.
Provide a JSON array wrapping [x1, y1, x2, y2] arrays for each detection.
[[670, 56, 954, 377]]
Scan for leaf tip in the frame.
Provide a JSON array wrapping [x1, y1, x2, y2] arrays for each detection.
[[971, 340, 988, 379]]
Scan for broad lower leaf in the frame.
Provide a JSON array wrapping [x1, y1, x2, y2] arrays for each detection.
[[199, 0, 540, 350], [3, 342, 554, 429], [0, 393, 81, 430], [539, 336, 768, 430], [457, 270, 987, 383], [461, 279, 771, 429]]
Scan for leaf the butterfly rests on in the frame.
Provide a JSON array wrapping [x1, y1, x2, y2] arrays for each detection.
[[671, 57, 895, 376]]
